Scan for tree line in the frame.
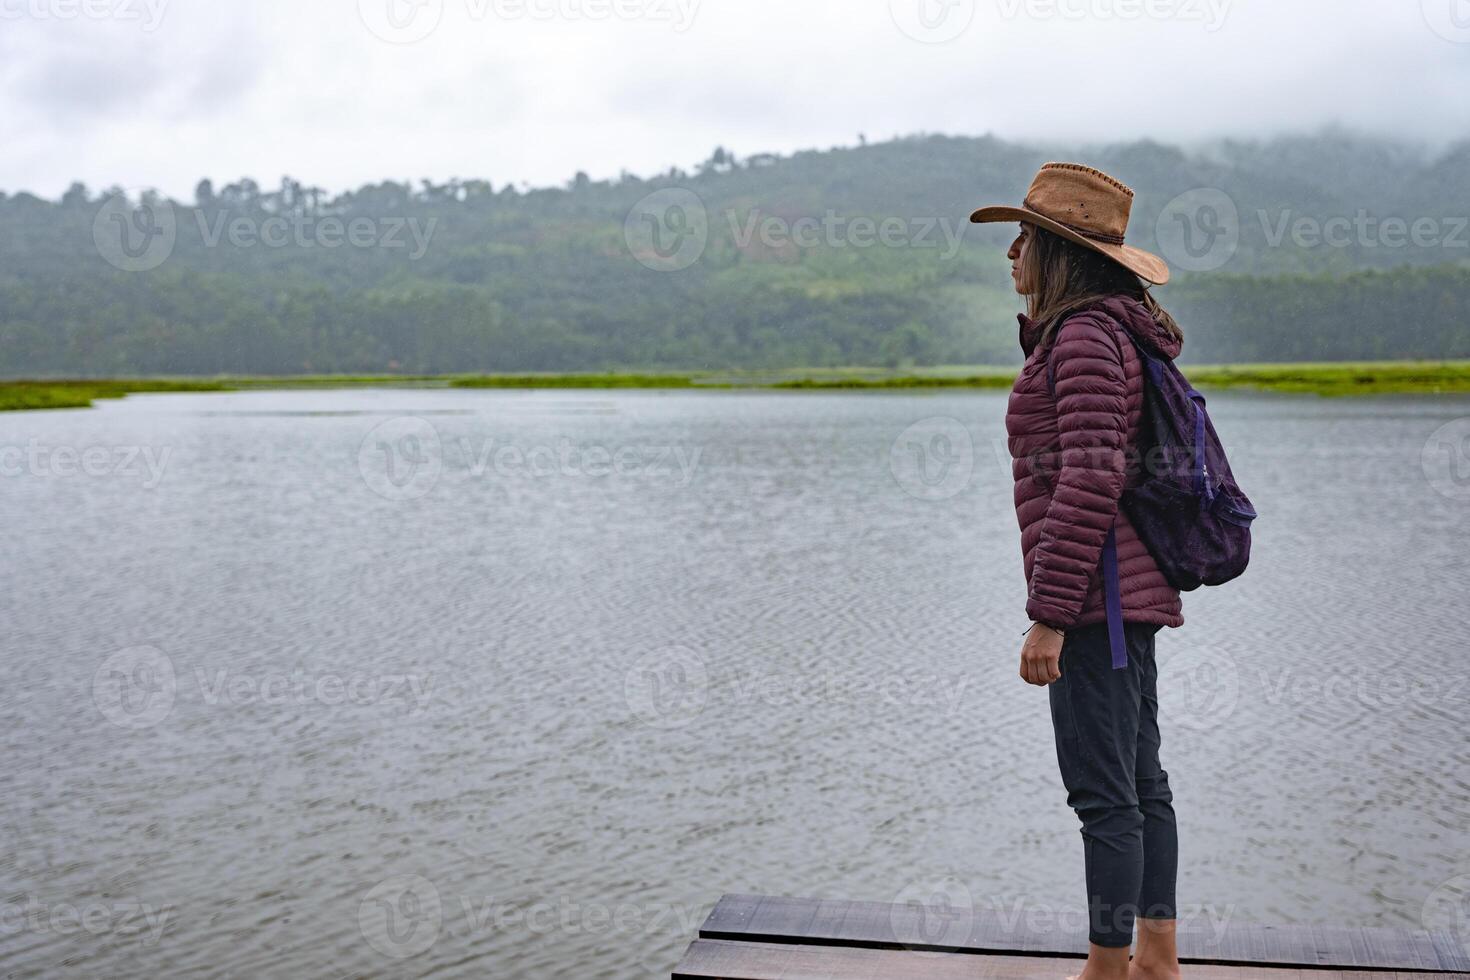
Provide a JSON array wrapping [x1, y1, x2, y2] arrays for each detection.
[[2, 131, 1467, 375]]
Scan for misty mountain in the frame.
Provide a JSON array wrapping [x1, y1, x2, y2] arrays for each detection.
[[1, 130, 1467, 375]]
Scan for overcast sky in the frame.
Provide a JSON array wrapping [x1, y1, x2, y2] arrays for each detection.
[[1, 0, 1467, 199]]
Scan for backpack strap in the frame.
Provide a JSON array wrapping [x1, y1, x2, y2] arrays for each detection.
[[1102, 526, 1127, 670], [1189, 389, 1211, 503]]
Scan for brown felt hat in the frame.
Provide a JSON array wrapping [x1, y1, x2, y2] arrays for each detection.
[[970, 161, 1169, 285]]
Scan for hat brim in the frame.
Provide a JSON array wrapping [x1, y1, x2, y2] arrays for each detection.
[[970, 205, 1170, 286]]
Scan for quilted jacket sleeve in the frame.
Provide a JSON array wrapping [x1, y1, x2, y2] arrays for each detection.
[[1026, 313, 1128, 628]]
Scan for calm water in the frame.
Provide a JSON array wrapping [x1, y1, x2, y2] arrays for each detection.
[[2, 387, 1468, 978]]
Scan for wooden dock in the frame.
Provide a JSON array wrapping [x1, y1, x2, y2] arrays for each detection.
[[672, 894, 1470, 979]]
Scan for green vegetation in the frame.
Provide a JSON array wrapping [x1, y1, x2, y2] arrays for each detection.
[[770, 374, 1016, 389], [769, 361, 1470, 394], [0, 379, 233, 411], [3, 132, 1468, 378], [7, 362, 1469, 410], [1187, 361, 1470, 395], [453, 373, 708, 389]]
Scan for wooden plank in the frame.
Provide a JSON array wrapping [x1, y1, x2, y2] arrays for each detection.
[[671, 938, 1470, 980], [699, 894, 1470, 973], [1433, 930, 1470, 973]]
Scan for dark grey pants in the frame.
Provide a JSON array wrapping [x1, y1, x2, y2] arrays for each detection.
[[1048, 620, 1178, 948]]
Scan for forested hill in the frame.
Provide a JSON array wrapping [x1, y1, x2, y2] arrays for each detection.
[[3, 130, 1469, 376]]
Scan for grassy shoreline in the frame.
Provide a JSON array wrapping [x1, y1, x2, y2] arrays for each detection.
[[5, 361, 1470, 411]]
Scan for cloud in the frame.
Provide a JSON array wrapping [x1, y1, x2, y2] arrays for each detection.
[[0, 0, 1465, 198]]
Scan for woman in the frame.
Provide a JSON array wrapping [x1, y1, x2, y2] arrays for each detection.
[[971, 163, 1186, 980]]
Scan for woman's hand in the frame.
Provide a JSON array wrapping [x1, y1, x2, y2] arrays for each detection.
[[1019, 623, 1065, 686]]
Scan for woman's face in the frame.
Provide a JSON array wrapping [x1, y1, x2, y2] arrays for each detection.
[[1007, 223, 1033, 296]]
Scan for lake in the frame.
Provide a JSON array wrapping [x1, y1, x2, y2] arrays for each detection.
[[2, 387, 1468, 977]]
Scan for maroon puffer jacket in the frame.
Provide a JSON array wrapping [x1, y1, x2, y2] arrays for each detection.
[[1005, 295, 1184, 630]]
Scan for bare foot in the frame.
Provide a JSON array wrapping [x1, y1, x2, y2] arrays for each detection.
[[1128, 962, 1182, 980], [1068, 964, 1131, 980]]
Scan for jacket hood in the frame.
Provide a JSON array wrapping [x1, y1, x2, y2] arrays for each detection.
[[1018, 295, 1183, 362]]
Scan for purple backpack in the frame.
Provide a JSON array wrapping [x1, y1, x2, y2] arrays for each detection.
[[1047, 316, 1256, 667]]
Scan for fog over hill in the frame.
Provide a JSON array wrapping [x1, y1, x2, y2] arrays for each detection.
[[2, 130, 1468, 375]]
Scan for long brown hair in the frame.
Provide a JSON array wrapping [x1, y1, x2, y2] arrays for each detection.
[[1018, 223, 1183, 349]]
